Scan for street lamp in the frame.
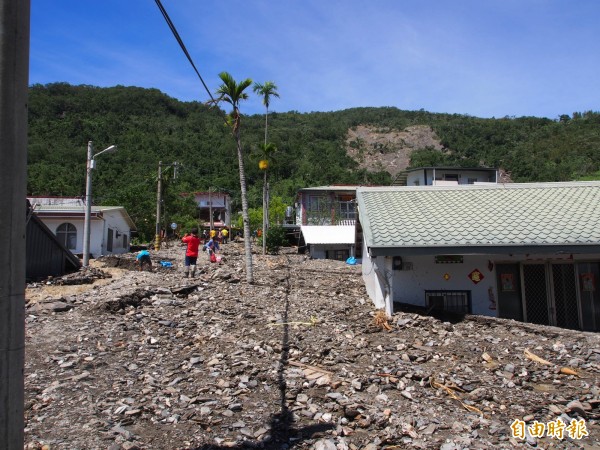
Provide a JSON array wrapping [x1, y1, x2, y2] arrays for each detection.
[[82, 141, 117, 266]]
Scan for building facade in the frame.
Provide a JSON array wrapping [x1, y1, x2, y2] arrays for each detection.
[[31, 202, 136, 259], [357, 182, 600, 331]]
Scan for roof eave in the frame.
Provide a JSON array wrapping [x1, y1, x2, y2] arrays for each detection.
[[368, 244, 600, 257]]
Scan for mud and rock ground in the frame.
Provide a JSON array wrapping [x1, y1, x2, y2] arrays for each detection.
[[24, 241, 600, 449]]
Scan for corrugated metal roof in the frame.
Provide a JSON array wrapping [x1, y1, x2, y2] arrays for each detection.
[[26, 206, 81, 280], [301, 225, 355, 244], [356, 182, 600, 256]]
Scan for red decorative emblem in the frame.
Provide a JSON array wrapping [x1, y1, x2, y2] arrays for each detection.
[[468, 269, 484, 284]]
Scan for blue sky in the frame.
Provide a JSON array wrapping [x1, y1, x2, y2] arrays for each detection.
[[30, 0, 600, 119]]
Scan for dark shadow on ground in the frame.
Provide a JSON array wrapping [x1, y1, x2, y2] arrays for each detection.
[[187, 255, 334, 450], [394, 301, 470, 324]]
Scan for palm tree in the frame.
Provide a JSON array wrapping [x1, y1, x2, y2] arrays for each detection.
[[253, 81, 279, 146], [253, 81, 279, 254], [213, 71, 254, 283]]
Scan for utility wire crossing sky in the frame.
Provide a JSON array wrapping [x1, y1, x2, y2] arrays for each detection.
[[30, 0, 600, 119]]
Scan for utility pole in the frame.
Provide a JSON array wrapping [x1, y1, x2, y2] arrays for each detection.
[[154, 161, 163, 250], [155, 161, 179, 250], [0, 1, 29, 448], [82, 141, 94, 265], [209, 187, 213, 232]]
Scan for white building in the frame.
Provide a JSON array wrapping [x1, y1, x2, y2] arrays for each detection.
[[403, 166, 498, 186], [31, 203, 136, 259], [356, 182, 600, 331]]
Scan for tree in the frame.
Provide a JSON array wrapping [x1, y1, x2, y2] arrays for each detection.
[[253, 81, 279, 254], [213, 72, 254, 283], [253, 81, 280, 146]]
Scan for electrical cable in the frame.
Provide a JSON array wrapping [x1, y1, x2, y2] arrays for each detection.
[[154, 0, 215, 104]]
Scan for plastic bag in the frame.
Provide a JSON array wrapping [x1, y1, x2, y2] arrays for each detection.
[[346, 256, 357, 265], [210, 253, 217, 263]]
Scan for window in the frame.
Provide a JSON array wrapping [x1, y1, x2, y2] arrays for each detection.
[[308, 195, 327, 212], [307, 195, 331, 224], [122, 234, 128, 248], [444, 174, 459, 181], [107, 229, 113, 252], [56, 223, 77, 250], [326, 249, 349, 261], [425, 290, 471, 314], [338, 200, 356, 220]]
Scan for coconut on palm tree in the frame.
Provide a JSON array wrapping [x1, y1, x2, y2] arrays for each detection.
[[253, 81, 279, 254], [212, 71, 254, 283]]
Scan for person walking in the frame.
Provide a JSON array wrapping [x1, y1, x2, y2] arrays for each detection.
[[221, 228, 229, 244], [181, 227, 201, 277]]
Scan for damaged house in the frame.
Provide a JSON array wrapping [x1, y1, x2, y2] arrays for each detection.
[[356, 182, 600, 331]]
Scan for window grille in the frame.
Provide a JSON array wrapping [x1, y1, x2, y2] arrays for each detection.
[[425, 290, 471, 314]]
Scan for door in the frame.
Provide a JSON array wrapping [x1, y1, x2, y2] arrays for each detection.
[[522, 262, 582, 329], [551, 264, 579, 330], [522, 264, 550, 325], [578, 262, 600, 331], [496, 264, 523, 321]]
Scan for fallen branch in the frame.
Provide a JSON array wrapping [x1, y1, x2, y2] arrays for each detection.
[[430, 377, 484, 416], [524, 349, 581, 377], [373, 310, 393, 331], [524, 349, 552, 365]]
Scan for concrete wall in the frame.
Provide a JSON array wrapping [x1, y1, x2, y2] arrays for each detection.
[[362, 249, 600, 319], [361, 242, 389, 312], [309, 243, 352, 259], [41, 214, 131, 257], [391, 254, 497, 316]]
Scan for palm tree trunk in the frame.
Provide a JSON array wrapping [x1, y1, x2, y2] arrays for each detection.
[[235, 128, 253, 283], [262, 108, 268, 255], [264, 109, 268, 146], [262, 170, 267, 255]]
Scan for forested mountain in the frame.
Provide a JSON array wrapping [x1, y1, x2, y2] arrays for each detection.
[[27, 83, 600, 239]]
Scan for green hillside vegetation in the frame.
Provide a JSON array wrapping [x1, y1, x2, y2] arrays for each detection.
[[27, 83, 600, 240]]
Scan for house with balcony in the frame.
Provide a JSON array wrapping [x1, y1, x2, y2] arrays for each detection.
[[295, 185, 361, 260], [192, 191, 232, 231]]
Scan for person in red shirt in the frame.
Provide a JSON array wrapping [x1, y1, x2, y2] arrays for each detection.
[[181, 227, 201, 278]]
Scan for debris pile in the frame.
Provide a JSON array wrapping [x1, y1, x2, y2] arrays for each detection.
[[24, 242, 600, 449]]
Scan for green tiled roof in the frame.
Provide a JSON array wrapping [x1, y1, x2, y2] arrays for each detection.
[[356, 182, 600, 256]]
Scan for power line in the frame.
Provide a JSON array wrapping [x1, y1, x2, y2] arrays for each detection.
[[154, 0, 215, 104]]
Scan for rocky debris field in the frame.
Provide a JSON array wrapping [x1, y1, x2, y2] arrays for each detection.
[[24, 241, 600, 449]]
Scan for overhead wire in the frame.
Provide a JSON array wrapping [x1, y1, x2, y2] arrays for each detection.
[[154, 0, 216, 105]]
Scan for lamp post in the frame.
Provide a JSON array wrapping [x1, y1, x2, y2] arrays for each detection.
[[83, 141, 117, 266]]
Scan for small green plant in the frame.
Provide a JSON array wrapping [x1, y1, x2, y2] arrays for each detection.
[[260, 225, 288, 254]]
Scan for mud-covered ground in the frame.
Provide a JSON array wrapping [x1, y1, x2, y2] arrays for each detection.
[[24, 240, 600, 449]]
